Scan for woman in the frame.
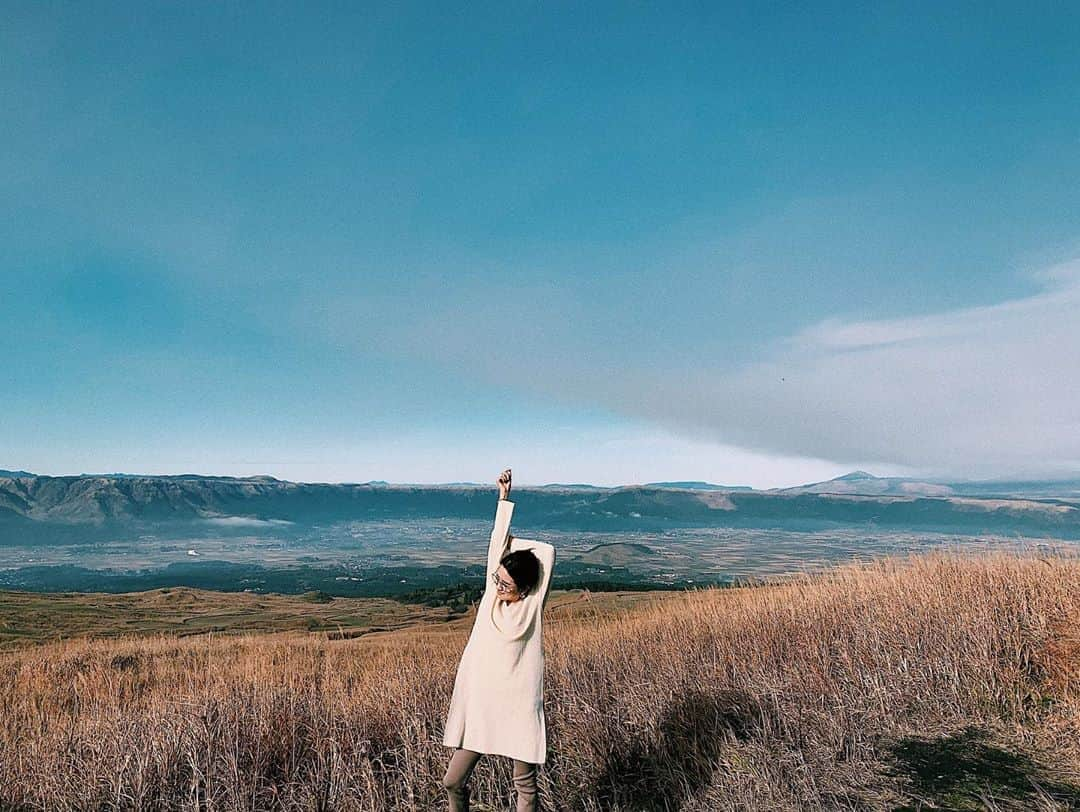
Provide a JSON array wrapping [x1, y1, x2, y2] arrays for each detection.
[[441, 468, 556, 812]]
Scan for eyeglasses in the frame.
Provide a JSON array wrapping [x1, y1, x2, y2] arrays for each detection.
[[491, 571, 517, 594]]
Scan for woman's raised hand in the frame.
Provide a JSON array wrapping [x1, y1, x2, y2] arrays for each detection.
[[497, 468, 512, 500]]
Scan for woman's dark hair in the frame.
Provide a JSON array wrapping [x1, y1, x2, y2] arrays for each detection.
[[500, 549, 541, 596]]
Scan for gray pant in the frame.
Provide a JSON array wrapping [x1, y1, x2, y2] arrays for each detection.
[[441, 748, 539, 812]]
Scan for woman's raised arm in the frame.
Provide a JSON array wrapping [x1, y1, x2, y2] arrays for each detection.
[[486, 469, 514, 575], [526, 540, 556, 608]]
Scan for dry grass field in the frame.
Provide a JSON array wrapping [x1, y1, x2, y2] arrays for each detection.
[[0, 586, 672, 648], [1, 550, 1078, 810], [0, 588, 460, 648]]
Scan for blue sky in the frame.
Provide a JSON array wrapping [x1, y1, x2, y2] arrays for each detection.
[[3, 2, 1080, 486]]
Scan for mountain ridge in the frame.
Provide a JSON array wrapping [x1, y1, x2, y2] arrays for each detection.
[[7, 467, 1080, 497], [2, 471, 1079, 541]]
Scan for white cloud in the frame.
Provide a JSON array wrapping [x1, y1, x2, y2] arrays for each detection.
[[342, 258, 1080, 481], [201, 517, 294, 528], [621, 259, 1080, 479]]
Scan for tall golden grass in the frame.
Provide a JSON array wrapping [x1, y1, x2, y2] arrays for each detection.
[[0, 550, 1077, 810]]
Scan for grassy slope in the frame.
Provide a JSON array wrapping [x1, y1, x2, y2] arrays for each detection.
[[0, 551, 1078, 810], [0, 586, 673, 648], [0, 587, 459, 647]]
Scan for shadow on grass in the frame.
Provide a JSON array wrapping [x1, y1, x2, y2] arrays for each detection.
[[594, 688, 761, 811], [887, 726, 1080, 811]]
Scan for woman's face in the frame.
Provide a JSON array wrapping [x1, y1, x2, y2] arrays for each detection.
[[493, 565, 523, 603]]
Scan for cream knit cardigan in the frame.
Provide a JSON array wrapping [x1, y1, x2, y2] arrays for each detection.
[[442, 499, 556, 764]]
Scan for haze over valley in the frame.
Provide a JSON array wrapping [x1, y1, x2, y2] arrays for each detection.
[[2, 469, 1076, 595]]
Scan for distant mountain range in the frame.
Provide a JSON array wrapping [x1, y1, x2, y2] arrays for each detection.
[[771, 469, 1080, 498], [2, 469, 1080, 541]]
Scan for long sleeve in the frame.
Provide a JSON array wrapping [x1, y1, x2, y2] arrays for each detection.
[[486, 499, 515, 577], [509, 538, 556, 608]]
